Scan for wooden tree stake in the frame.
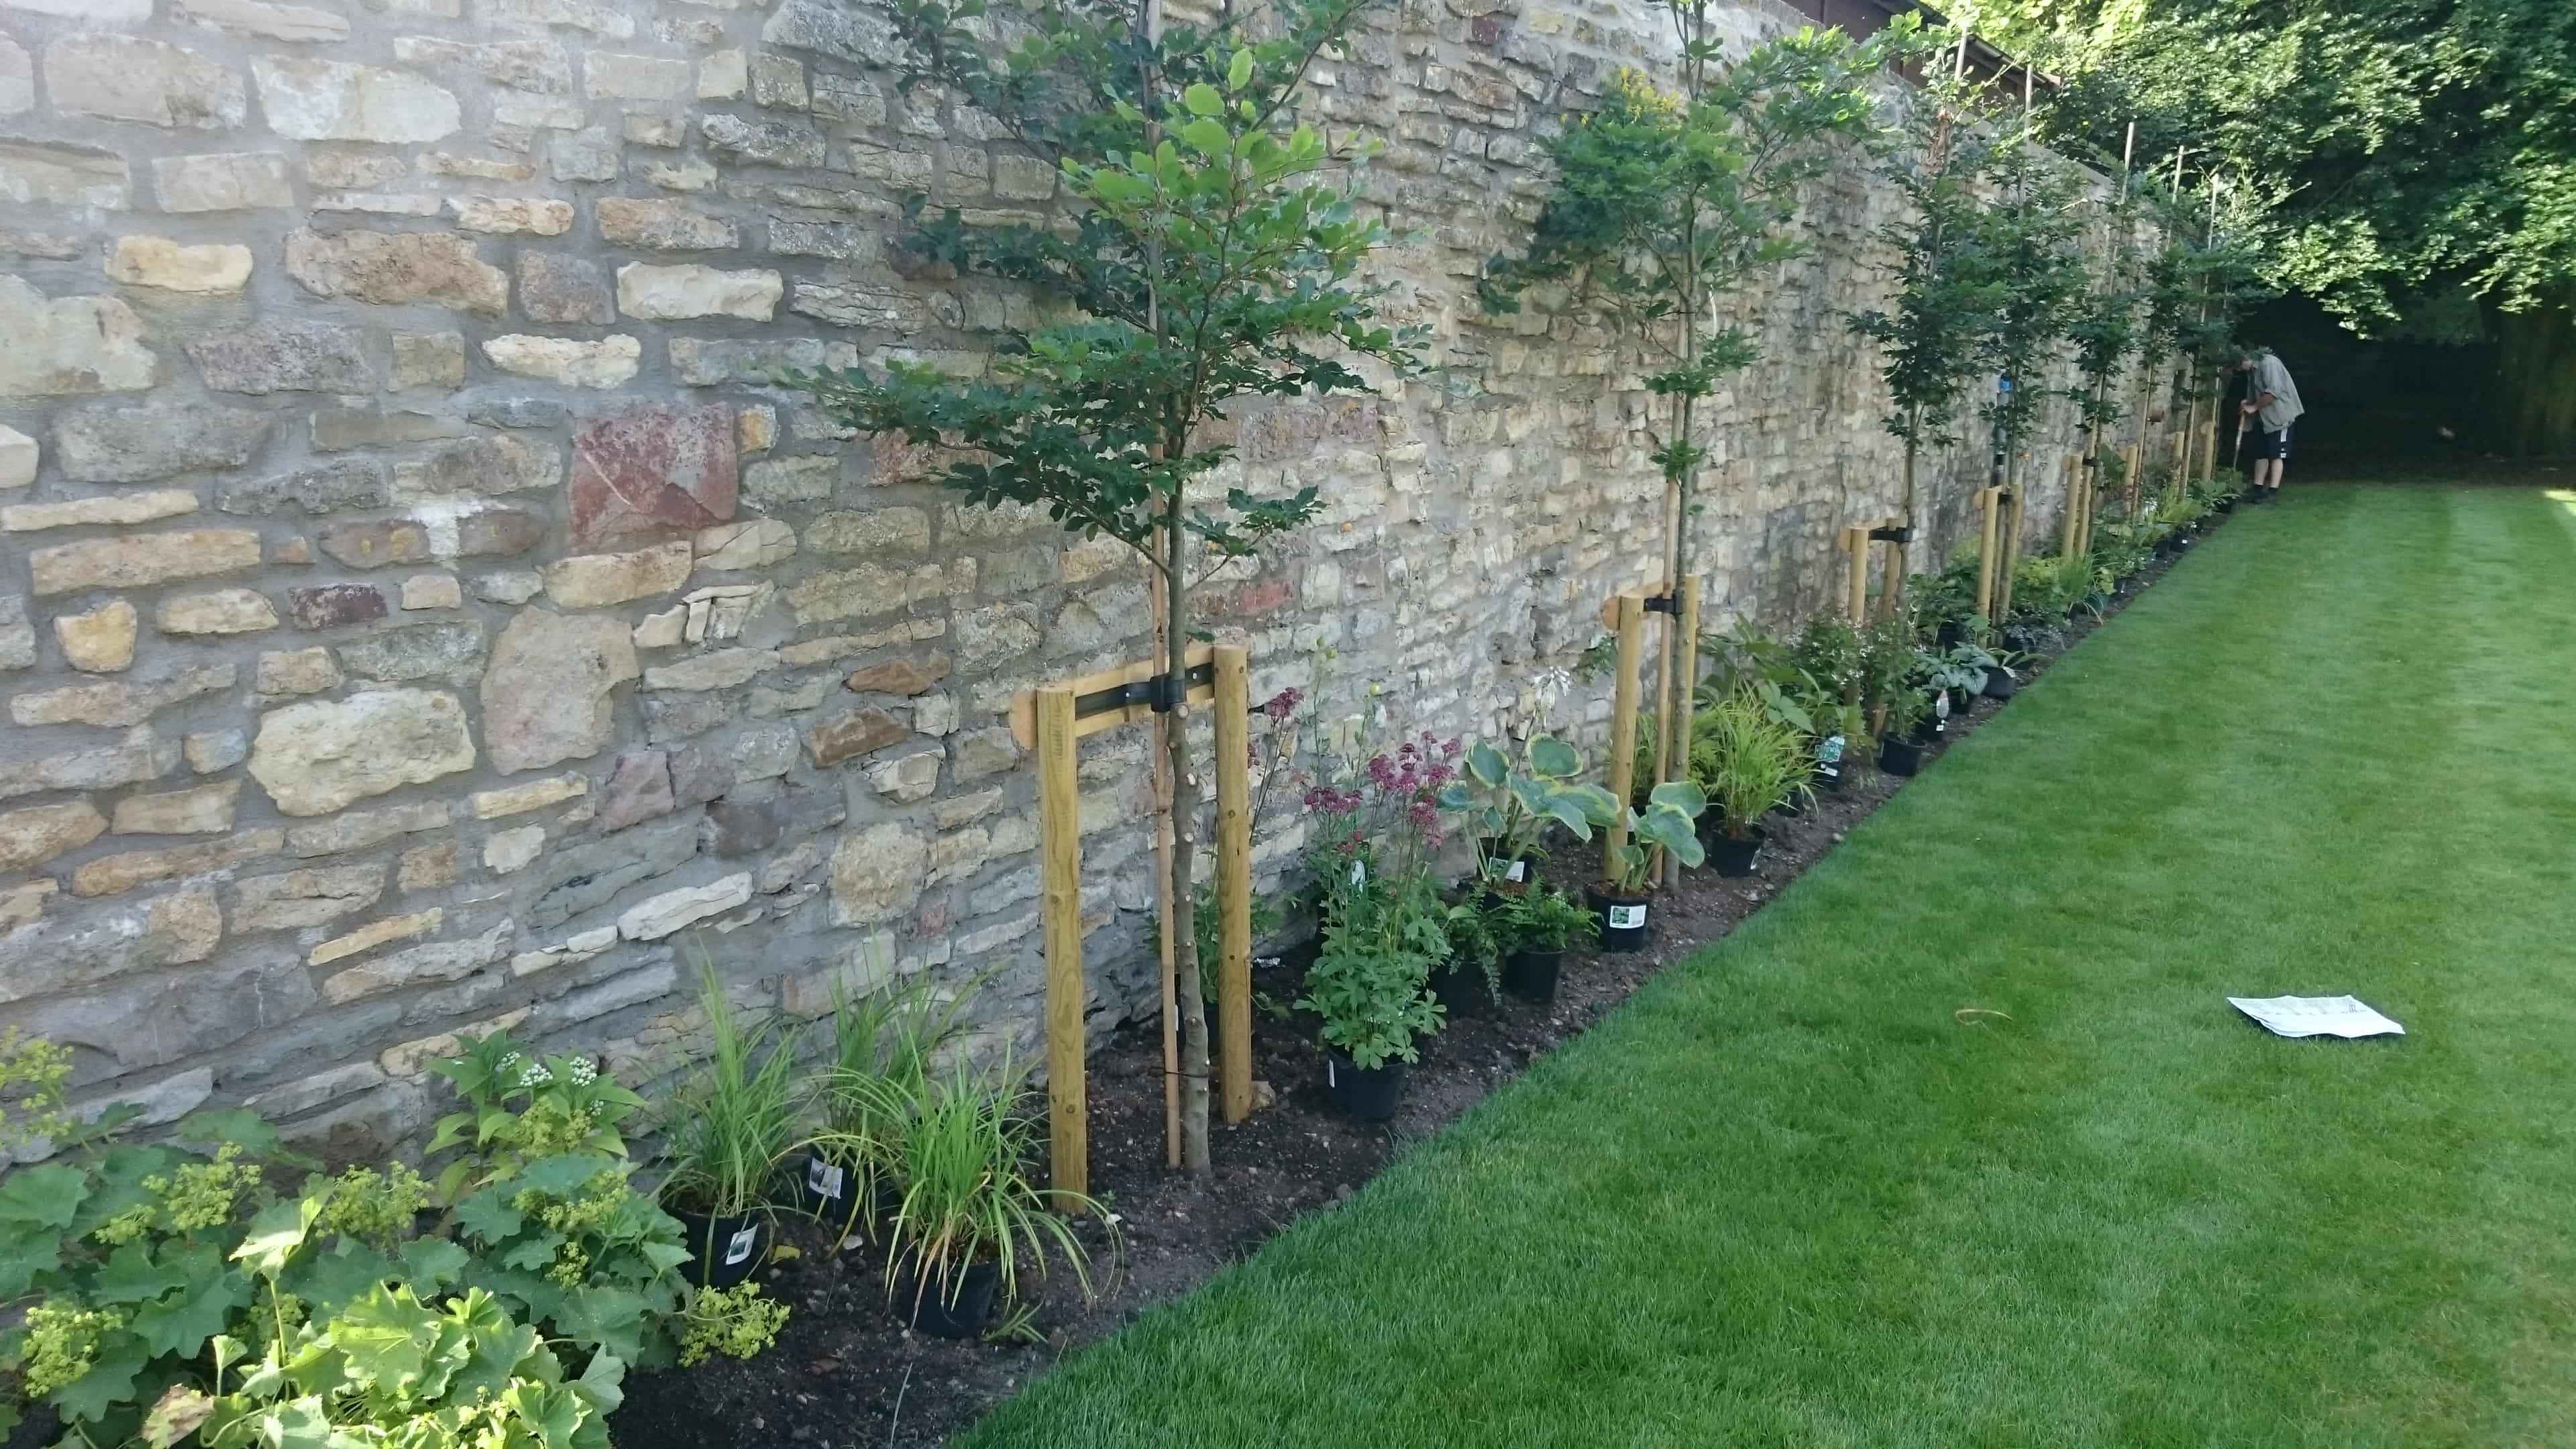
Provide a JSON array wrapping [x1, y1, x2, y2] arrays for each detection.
[[1843, 525, 1871, 623], [1975, 487, 2002, 619], [1212, 645, 1253, 1125], [1034, 686, 1087, 1206], [1604, 591, 1646, 873]]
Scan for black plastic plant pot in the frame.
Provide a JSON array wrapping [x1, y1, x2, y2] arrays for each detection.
[[1935, 620, 1966, 649], [673, 1208, 766, 1289], [1709, 830, 1764, 879], [795, 1150, 854, 1222], [1878, 735, 1925, 776], [1910, 711, 1944, 745], [898, 1260, 1001, 1339], [1812, 759, 1846, 794], [1587, 886, 1650, 953], [1326, 1051, 1407, 1122], [1503, 947, 1564, 1004], [1983, 669, 2018, 701], [1426, 960, 1486, 1015]]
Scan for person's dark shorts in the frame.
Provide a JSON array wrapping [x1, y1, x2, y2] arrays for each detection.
[[2252, 425, 2292, 462]]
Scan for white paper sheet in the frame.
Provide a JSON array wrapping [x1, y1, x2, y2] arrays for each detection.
[[2227, 994, 2406, 1040]]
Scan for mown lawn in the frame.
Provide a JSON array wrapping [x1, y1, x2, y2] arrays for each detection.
[[961, 482, 2576, 1449]]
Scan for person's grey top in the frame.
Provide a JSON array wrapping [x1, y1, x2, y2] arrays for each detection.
[[2249, 352, 2304, 431]]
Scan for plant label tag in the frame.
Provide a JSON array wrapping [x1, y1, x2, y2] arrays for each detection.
[[1350, 861, 1365, 888], [1326, 1058, 1336, 1087], [1503, 859, 1526, 883], [1819, 734, 1845, 766], [724, 1226, 757, 1266], [806, 1157, 845, 1202], [1607, 904, 1646, 930], [1935, 692, 1952, 724]]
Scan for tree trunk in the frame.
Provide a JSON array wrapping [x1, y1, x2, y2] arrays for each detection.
[[1891, 431, 1917, 623], [2493, 299, 2576, 458], [1163, 505, 1210, 1176]]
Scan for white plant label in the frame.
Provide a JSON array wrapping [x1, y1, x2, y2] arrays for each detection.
[[1503, 859, 1527, 883], [1350, 861, 1366, 888], [724, 1226, 757, 1266], [1326, 1058, 1336, 1087], [1935, 691, 1952, 724], [806, 1157, 845, 1201], [1606, 904, 1646, 930]]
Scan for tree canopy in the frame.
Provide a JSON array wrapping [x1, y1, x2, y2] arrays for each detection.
[[1977, 0, 2575, 332]]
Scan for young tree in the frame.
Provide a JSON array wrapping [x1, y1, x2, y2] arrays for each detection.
[[1480, 9, 1905, 851], [1848, 74, 2010, 615], [788, 0, 1424, 1174], [1973, 127, 2089, 612], [2063, 175, 2147, 498]]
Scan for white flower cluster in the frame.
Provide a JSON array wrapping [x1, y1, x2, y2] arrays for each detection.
[[517, 1061, 555, 1089], [567, 1058, 599, 1087]]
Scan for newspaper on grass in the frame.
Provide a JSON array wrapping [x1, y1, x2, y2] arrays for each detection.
[[2226, 995, 2405, 1040]]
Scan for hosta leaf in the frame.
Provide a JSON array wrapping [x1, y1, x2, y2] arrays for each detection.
[[1527, 736, 1581, 780], [1465, 740, 1508, 788]]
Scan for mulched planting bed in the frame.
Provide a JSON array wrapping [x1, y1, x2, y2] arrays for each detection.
[[611, 519, 2223, 1449]]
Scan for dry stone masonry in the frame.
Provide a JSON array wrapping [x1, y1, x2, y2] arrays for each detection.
[[0, 0, 2081, 1161]]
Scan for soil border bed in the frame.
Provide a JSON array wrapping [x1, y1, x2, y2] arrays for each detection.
[[612, 515, 2229, 1449]]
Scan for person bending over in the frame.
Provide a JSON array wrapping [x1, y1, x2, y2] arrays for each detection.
[[2232, 347, 2304, 501]]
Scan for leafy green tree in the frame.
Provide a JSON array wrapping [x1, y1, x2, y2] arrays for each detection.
[[1973, 128, 2090, 606], [1979, 0, 2576, 454], [787, 0, 1423, 1173], [1849, 74, 2011, 611], [1481, 7, 1904, 833]]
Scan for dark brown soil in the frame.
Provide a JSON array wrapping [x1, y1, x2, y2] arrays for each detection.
[[609, 515, 2225, 1449]]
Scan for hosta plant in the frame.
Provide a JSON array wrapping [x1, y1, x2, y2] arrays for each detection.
[[1603, 782, 1710, 894], [1434, 736, 1619, 882]]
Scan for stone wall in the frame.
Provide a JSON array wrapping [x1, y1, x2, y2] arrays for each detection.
[[0, 0, 2080, 1158]]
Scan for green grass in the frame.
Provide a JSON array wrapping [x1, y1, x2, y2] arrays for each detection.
[[961, 482, 2576, 1449]]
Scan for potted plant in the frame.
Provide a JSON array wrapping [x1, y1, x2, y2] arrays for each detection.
[[1588, 782, 1709, 952], [658, 966, 806, 1288], [1689, 694, 1811, 877], [1436, 735, 1619, 891], [809, 965, 970, 1246], [1495, 885, 1598, 1004], [1297, 865, 1449, 1121], [880, 1057, 1104, 1338], [1428, 895, 1503, 1014]]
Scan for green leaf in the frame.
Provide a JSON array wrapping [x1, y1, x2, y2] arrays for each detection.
[[231, 1195, 322, 1279], [52, 1333, 150, 1424], [1526, 736, 1581, 780], [140, 1385, 214, 1449], [1178, 116, 1231, 158], [1464, 740, 1509, 788], [329, 1285, 445, 1397], [555, 1285, 648, 1364], [90, 1240, 186, 1304], [0, 1164, 87, 1230], [129, 1251, 252, 1360], [1227, 48, 1253, 91], [284, 1238, 398, 1322], [454, 1187, 525, 1243], [249, 1397, 339, 1449], [1183, 81, 1222, 117], [396, 1237, 469, 1295], [0, 1222, 64, 1298], [448, 1289, 541, 1404]]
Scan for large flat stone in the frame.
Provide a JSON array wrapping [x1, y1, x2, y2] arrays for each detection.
[[0, 728, 176, 803], [543, 541, 694, 608], [25, 950, 313, 1084], [284, 228, 506, 314], [30, 531, 262, 596], [828, 820, 927, 926], [0, 799, 107, 873], [481, 334, 639, 388], [229, 861, 384, 930], [54, 403, 268, 483], [48, 34, 246, 129], [481, 607, 637, 773], [334, 621, 485, 686], [0, 277, 156, 398], [525, 813, 698, 928], [248, 688, 478, 816], [68, 827, 282, 898], [254, 56, 459, 142], [105, 236, 254, 294], [0, 886, 221, 1006], [152, 151, 293, 212], [568, 404, 737, 548], [0, 140, 129, 209], [615, 263, 782, 321], [9, 662, 233, 729]]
